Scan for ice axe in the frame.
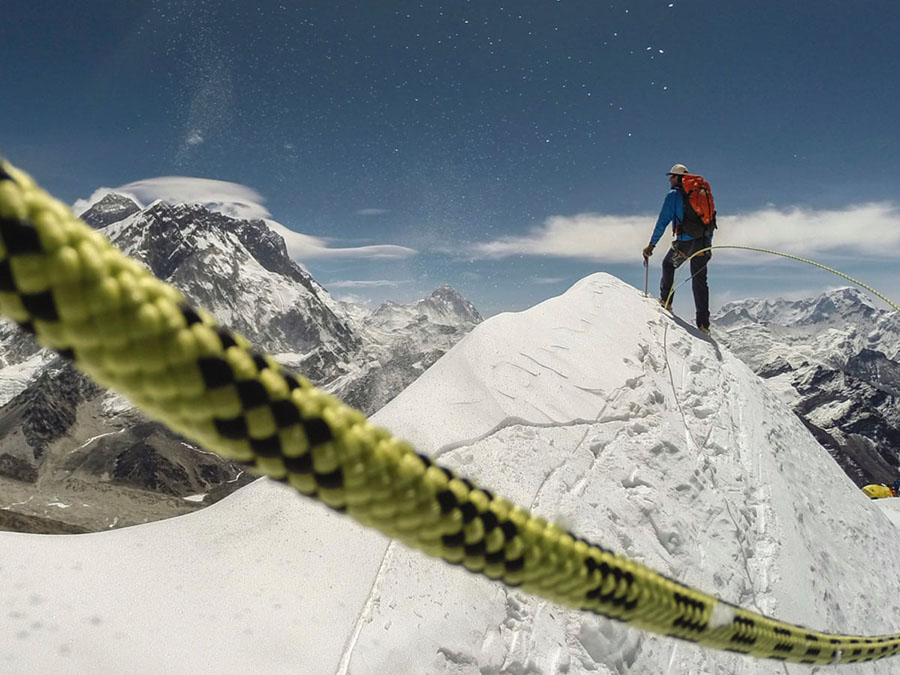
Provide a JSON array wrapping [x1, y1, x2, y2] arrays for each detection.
[[643, 258, 649, 297]]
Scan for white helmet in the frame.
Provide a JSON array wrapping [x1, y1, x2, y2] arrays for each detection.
[[667, 163, 689, 175]]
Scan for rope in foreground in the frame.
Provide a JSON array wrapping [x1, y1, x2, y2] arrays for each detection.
[[1, 159, 899, 666]]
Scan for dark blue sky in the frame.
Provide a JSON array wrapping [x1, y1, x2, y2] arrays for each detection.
[[3, 1, 900, 315]]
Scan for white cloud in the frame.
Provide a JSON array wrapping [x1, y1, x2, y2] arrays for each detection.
[[472, 213, 648, 263], [716, 203, 900, 258], [114, 176, 272, 220], [471, 203, 900, 264], [327, 279, 411, 289], [356, 208, 389, 216], [265, 220, 418, 261], [184, 130, 205, 148], [173, 23, 234, 165], [73, 188, 120, 216]]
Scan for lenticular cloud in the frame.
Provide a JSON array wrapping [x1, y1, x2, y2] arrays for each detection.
[[111, 176, 271, 220]]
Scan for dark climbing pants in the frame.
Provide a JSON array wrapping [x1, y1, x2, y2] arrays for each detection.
[[660, 238, 710, 328]]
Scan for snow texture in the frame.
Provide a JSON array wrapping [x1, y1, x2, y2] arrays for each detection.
[[3, 273, 900, 674]]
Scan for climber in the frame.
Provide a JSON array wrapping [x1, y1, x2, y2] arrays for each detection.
[[642, 163, 717, 333]]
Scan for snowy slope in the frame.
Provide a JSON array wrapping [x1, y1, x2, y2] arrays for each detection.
[[0, 481, 388, 673], [0, 322, 51, 407], [3, 273, 900, 674], [878, 498, 900, 530]]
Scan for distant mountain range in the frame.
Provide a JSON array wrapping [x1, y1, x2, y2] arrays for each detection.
[[713, 287, 900, 486], [0, 194, 481, 533]]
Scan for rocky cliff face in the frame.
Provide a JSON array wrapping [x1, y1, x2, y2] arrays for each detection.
[[0, 356, 253, 531], [0, 359, 96, 481]]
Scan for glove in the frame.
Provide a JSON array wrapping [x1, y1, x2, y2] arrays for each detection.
[[642, 243, 655, 260]]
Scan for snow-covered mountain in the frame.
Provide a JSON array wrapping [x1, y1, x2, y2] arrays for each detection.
[[0, 196, 480, 533], [0, 322, 55, 407], [4, 273, 900, 674], [81, 194, 481, 392], [713, 287, 900, 486], [86, 196, 362, 379], [78, 192, 141, 228], [367, 285, 482, 328], [332, 286, 483, 412]]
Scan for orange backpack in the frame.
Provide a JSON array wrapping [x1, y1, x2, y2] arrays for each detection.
[[681, 174, 716, 226]]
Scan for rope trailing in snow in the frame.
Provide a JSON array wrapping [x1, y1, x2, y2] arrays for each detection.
[[2, 159, 899, 667], [664, 245, 900, 313]]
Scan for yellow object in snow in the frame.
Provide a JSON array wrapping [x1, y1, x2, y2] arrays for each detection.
[[863, 484, 895, 499]]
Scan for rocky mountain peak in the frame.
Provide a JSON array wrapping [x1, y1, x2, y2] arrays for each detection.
[[717, 286, 878, 328], [368, 285, 482, 329], [422, 285, 483, 324], [802, 287, 877, 323], [79, 192, 141, 229], [80, 199, 362, 372]]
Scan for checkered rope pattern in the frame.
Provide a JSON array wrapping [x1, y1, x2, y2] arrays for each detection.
[[1, 159, 898, 665]]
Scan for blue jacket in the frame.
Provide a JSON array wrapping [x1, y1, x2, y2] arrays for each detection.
[[649, 188, 713, 246]]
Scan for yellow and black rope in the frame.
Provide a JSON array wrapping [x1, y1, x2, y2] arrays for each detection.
[[1, 159, 898, 665]]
